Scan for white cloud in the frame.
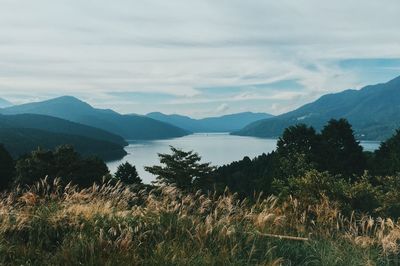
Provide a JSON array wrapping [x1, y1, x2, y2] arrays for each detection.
[[216, 103, 229, 114], [0, 0, 399, 116]]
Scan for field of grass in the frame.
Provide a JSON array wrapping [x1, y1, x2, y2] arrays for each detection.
[[0, 179, 399, 265]]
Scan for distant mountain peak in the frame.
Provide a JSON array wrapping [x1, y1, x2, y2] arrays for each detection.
[[48, 96, 91, 106]]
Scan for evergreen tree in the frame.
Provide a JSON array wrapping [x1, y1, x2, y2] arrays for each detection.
[[115, 162, 142, 185], [145, 146, 214, 190], [0, 144, 14, 190], [276, 124, 319, 178], [318, 119, 366, 177], [373, 129, 400, 175]]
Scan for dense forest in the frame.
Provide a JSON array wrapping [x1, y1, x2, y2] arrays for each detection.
[[1, 119, 400, 264]]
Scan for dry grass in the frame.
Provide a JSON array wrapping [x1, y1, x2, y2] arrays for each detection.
[[0, 178, 399, 265]]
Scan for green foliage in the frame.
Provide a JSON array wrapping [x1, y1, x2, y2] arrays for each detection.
[[145, 146, 215, 190], [318, 119, 366, 177], [15, 145, 109, 187], [212, 119, 367, 200], [211, 153, 278, 197], [115, 162, 142, 185], [276, 124, 319, 178], [0, 144, 14, 190], [373, 129, 400, 175], [283, 170, 349, 205]]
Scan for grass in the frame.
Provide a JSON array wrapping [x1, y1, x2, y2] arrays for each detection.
[[0, 178, 399, 265]]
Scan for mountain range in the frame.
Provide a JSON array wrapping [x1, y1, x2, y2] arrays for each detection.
[[0, 113, 127, 147], [0, 113, 129, 160], [0, 96, 189, 140], [146, 112, 274, 132], [234, 76, 400, 140]]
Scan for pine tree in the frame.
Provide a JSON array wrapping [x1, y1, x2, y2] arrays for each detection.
[[145, 146, 214, 190], [115, 162, 142, 185]]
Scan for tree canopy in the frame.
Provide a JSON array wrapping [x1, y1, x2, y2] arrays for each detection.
[[15, 145, 109, 187], [115, 162, 142, 185], [0, 144, 14, 190], [145, 146, 214, 190]]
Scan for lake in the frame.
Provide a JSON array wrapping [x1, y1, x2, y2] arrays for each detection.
[[107, 133, 381, 183]]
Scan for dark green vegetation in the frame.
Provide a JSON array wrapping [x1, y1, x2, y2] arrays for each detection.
[[114, 162, 142, 185], [0, 144, 14, 190], [0, 128, 127, 161], [1, 96, 189, 140], [204, 119, 400, 218], [145, 146, 215, 190], [1, 119, 400, 265], [235, 76, 400, 140], [147, 111, 274, 132], [15, 145, 109, 187], [0, 113, 127, 146], [0, 113, 128, 161]]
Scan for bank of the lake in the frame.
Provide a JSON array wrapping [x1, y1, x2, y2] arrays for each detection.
[[107, 133, 381, 183]]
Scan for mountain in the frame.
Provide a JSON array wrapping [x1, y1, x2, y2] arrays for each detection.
[[0, 96, 189, 140], [234, 76, 400, 141], [0, 114, 127, 147], [0, 98, 12, 108], [146, 112, 274, 132], [0, 128, 127, 161]]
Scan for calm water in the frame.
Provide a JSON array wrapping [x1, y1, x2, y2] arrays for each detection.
[[107, 133, 381, 183]]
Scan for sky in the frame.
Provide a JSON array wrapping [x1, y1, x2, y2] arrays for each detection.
[[0, 0, 400, 118]]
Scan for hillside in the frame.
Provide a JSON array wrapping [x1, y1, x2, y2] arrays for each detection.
[[0, 96, 189, 140], [0, 114, 127, 147], [147, 112, 274, 132], [234, 76, 400, 140], [0, 128, 127, 161]]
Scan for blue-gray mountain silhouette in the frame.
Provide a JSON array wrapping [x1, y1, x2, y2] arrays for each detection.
[[234, 76, 400, 140], [146, 112, 274, 132], [1, 96, 189, 140]]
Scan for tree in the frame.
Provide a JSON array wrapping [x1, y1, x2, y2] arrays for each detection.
[[318, 119, 366, 177], [115, 162, 142, 185], [372, 129, 400, 176], [276, 124, 319, 178], [145, 146, 214, 190], [15, 145, 109, 187], [0, 144, 14, 190], [15, 148, 55, 185]]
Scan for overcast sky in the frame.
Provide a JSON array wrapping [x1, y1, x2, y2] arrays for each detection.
[[0, 0, 400, 117]]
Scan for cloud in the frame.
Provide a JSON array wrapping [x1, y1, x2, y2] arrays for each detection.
[[0, 0, 399, 116], [216, 103, 229, 114]]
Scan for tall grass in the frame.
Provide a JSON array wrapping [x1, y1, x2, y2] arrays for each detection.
[[0, 178, 399, 265]]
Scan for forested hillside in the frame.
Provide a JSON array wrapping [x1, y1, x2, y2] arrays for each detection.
[[0, 128, 126, 161], [1, 96, 189, 140], [235, 76, 400, 140]]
